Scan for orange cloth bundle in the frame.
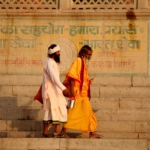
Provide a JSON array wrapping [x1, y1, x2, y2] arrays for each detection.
[[34, 85, 43, 104]]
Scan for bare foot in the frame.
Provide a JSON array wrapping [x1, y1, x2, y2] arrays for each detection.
[[89, 133, 103, 139]]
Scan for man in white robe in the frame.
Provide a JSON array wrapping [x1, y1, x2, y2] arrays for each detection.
[[42, 44, 70, 138]]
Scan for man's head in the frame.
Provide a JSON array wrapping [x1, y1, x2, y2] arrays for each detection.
[[47, 44, 60, 63], [78, 45, 93, 60]]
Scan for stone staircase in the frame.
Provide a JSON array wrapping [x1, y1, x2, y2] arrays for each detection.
[[0, 138, 148, 150], [0, 75, 150, 150]]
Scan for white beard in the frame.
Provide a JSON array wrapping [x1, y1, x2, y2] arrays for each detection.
[[84, 57, 90, 68]]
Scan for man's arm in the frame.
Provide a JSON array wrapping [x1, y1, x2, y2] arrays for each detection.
[[70, 78, 75, 97], [47, 60, 66, 90], [46, 60, 71, 97]]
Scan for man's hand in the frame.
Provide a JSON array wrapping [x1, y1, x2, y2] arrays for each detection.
[[89, 78, 94, 84], [62, 88, 72, 97]]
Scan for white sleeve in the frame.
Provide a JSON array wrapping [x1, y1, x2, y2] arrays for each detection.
[[46, 60, 66, 91]]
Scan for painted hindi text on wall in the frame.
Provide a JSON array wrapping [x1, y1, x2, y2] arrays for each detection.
[[0, 19, 148, 75]]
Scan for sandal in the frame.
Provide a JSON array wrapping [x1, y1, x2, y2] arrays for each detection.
[[89, 133, 103, 139]]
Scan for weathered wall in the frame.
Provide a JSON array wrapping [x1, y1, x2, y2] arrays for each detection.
[[0, 15, 149, 76]]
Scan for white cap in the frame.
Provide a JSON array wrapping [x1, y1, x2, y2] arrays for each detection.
[[48, 45, 60, 54]]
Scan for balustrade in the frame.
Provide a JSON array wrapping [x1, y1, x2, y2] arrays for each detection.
[[0, 0, 148, 12]]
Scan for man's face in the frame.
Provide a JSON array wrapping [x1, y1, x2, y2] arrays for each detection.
[[54, 51, 60, 63], [85, 50, 92, 60]]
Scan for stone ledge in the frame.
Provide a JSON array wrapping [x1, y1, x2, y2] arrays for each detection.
[[0, 131, 140, 139], [0, 10, 150, 19], [1, 131, 150, 140], [0, 138, 148, 150]]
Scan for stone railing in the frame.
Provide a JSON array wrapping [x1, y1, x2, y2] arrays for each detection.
[[68, 0, 137, 10], [0, 0, 148, 12], [0, 0, 58, 12]]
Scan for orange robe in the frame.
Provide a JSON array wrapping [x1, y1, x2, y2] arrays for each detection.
[[64, 57, 98, 132]]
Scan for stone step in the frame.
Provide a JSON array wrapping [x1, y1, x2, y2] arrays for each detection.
[[0, 120, 42, 131], [0, 97, 41, 109], [0, 108, 43, 120], [1, 107, 150, 121], [1, 119, 149, 134], [0, 138, 149, 150], [1, 117, 149, 139], [1, 96, 150, 111], [0, 130, 150, 139], [0, 130, 81, 138], [1, 115, 150, 134]]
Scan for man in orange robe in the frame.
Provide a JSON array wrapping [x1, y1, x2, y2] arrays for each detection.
[[61, 45, 102, 138]]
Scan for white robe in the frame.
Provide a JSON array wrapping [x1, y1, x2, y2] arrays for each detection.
[[42, 58, 67, 122]]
